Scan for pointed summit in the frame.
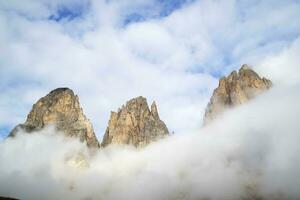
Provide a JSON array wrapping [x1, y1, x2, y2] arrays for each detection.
[[101, 96, 169, 147], [10, 88, 99, 148], [240, 63, 250, 70], [203, 65, 272, 124], [151, 101, 159, 120]]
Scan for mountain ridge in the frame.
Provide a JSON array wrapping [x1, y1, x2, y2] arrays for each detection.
[[9, 88, 99, 148], [203, 64, 272, 124], [101, 96, 169, 147], [8, 64, 271, 148]]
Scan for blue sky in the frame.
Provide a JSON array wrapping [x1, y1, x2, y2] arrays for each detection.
[[0, 0, 300, 140], [48, 5, 87, 22]]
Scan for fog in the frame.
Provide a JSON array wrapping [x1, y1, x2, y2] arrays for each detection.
[[0, 83, 300, 200]]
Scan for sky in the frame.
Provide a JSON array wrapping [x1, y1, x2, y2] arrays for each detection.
[[1, 1, 300, 200], [1, 69, 300, 200], [1, 0, 300, 141]]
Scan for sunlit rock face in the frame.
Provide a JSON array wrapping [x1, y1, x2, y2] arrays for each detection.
[[10, 88, 99, 148], [203, 64, 272, 124], [101, 96, 169, 147]]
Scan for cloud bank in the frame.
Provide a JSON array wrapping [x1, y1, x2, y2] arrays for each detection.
[[1, 1, 300, 199], [1, 81, 300, 200]]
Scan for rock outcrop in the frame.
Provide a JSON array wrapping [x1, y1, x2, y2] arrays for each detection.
[[203, 64, 272, 124], [101, 96, 169, 147], [10, 88, 99, 148]]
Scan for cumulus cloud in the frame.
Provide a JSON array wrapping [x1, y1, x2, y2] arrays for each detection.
[[0, 82, 300, 200], [0, 1, 300, 198], [1, 0, 300, 138], [255, 37, 300, 86]]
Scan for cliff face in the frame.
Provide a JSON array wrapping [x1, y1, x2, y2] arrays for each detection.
[[101, 96, 169, 147], [203, 64, 272, 124], [10, 88, 99, 148]]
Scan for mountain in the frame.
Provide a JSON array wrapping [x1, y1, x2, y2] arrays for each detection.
[[203, 64, 272, 124], [9, 88, 99, 148], [101, 96, 169, 147], [9, 89, 169, 148]]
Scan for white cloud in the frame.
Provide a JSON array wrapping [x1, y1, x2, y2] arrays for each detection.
[[1, 82, 300, 199], [0, 0, 299, 140], [255, 37, 300, 86], [1, 1, 300, 199]]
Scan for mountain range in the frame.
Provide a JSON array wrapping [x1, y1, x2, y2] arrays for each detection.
[[0, 64, 273, 200], [8, 64, 272, 148]]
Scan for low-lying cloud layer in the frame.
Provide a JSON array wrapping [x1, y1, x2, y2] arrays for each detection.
[[1, 82, 299, 200]]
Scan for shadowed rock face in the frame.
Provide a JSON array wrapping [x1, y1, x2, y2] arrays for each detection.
[[203, 64, 272, 125], [101, 96, 169, 147], [10, 88, 99, 148]]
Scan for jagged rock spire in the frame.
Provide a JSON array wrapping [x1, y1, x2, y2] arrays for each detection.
[[101, 96, 169, 147], [203, 64, 272, 124], [10, 88, 99, 148], [151, 101, 159, 120]]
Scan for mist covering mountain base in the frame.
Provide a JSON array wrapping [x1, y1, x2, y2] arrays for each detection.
[[0, 84, 299, 200]]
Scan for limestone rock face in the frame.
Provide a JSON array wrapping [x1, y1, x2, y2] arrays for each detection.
[[10, 88, 99, 148], [203, 64, 272, 124], [101, 96, 169, 147]]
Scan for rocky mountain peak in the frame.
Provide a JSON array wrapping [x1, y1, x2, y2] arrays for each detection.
[[203, 64, 272, 124], [10, 87, 99, 148], [151, 101, 159, 120], [240, 63, 250, 70], [101, 96, 169, 147]]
